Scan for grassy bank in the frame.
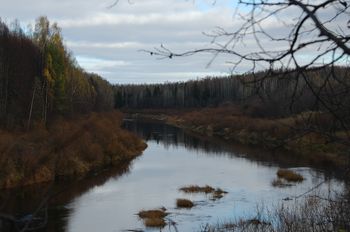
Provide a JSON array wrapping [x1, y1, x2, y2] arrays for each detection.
[[126, 106, 349, 169], [0, 111, 147, 189]]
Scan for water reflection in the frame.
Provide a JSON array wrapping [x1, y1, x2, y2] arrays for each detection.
[[124, 119, 237, 155], [124, 119, 341, 177], [0, 164, 132, 232]]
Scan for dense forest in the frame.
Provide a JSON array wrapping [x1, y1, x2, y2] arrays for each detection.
[[114, 67, 350, 118], [0, 18, 145, 189], [0, 17, 114, 130]]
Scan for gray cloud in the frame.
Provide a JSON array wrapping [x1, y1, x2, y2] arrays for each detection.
[[1, 0, 345, 84], [1, 0, 240, 83]]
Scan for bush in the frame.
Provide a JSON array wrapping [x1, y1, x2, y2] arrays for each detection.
[[276, 169, 304, 182], [176, 198, 194, 208]]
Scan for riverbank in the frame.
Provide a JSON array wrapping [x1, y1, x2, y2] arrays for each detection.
[[0, 111, 147, 189], [126, 107, 349, 170]]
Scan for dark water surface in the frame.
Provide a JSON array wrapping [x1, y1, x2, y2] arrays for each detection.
[[0, 120, 343, 231]]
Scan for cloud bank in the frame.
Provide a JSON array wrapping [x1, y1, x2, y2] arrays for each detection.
[[1, 0, 344, 83]]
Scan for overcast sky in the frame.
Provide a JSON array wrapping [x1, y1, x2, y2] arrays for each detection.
[[1, 0, 347, 84]]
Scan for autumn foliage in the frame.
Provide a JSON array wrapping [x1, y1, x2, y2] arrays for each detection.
[[0, 17, 114, 130]]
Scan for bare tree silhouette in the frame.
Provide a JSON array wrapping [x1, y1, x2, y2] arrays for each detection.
[[140, 0, 350, 149]]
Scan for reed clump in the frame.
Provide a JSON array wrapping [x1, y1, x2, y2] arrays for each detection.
[[138, 208, 168, 228], [176, 198, 194, 208], [180, 185, 228, 200], [276, 169, 304, 182], [179, 185, 215, 194], [138, 209, 168, 219]]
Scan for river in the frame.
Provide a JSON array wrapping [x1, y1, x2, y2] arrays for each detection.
[[0, 120, 343, 231]]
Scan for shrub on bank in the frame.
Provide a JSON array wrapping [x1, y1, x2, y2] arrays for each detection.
[[0, 111, 146, 189]]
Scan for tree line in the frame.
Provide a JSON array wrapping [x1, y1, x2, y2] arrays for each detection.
[[114, 67, 350, 118], [0, 17, 114, 129]]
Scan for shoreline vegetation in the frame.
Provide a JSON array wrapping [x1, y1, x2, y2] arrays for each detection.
[[200, 193, 350, 232], [0, 111, 146, 189], [125, 107, 349, 171]]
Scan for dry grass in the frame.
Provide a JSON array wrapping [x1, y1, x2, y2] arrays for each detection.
[[180, 185, 228, 200], [176, 198, 194, 208], [138, 208, 168, 228], [179, 185, 215, 194], [138, 209, 168, 219], [201, 194, 350, 232], [144, 218, 166, 228], [0, 111, 146, 189], [276, 169, 304, 182]]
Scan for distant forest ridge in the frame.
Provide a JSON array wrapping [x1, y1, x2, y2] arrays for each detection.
[[0, 17, 114, 129], [114, 66, 350, 118]]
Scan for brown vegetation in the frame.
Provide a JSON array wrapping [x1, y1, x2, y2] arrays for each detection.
[[0, 111, 146, 189], [176, 198, 194, 208], [138, 208, 168, 228], [179, 185, 215, 194], [138, 209, 168, 219], [276, 169, 304, 182], [179, 185, 228, 201], [0, 19, 144, 189]]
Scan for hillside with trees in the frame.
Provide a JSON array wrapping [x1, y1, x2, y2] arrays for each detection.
[[0, 17, 114, 129], [0, 17, 146, 189]]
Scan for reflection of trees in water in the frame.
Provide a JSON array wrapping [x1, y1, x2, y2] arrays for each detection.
[[124, 120, 342, 178], [0, 163, 132, 232], [124, 120, 234, 155]]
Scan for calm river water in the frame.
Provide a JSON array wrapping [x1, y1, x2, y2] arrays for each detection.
[[0, 120, 343, 232]]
